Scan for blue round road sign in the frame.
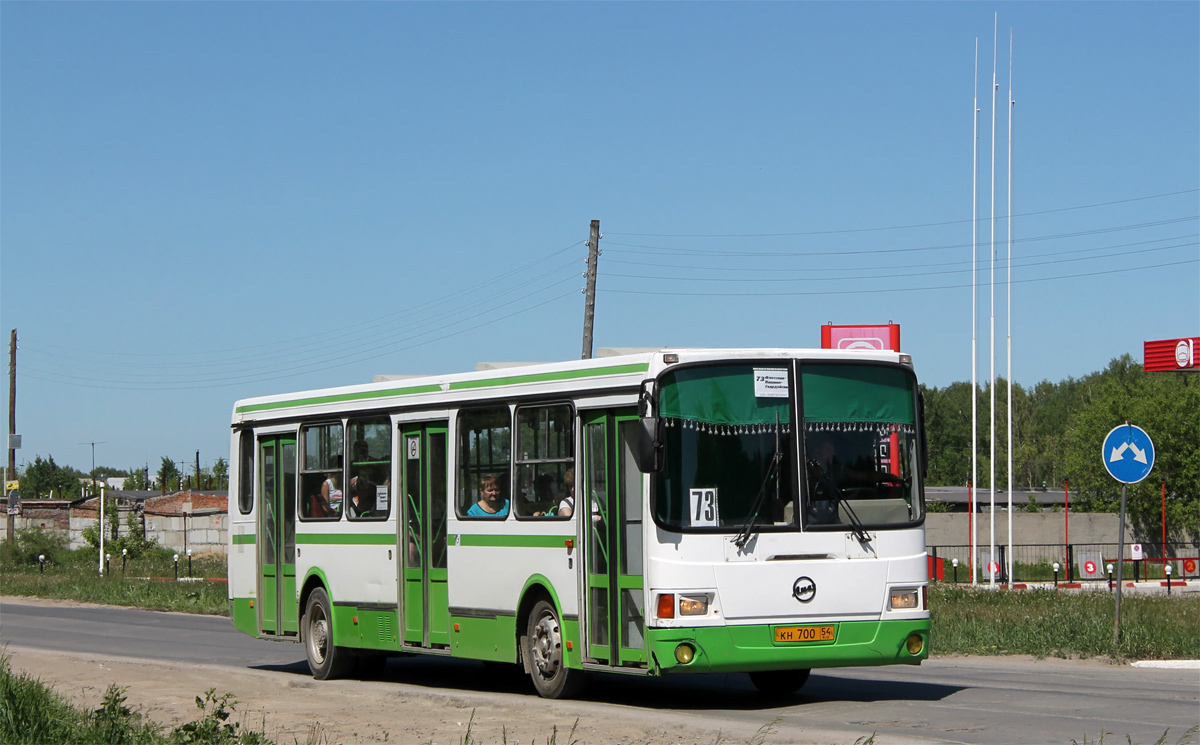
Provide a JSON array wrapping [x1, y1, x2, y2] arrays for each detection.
[[1102, 424, 1155, 484]]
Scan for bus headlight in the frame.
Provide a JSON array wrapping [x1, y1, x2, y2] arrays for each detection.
[[889, 589, 919, 610], [678, 595, 709, 616]]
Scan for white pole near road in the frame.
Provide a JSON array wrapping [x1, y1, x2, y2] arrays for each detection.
[[971, 38, 980, 585], [1006, 29, 1015, 588], [989, 13, 998, 588], [99, 484, 106, 575]]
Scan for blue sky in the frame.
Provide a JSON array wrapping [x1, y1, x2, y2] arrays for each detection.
[[2, 2, 1197, 475]]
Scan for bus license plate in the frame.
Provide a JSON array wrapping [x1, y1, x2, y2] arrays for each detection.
[[774, 625, 835, 643]]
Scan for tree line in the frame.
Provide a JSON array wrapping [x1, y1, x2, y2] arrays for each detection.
[[17, 455, 228, 500], [921, 354, 1198, 537]]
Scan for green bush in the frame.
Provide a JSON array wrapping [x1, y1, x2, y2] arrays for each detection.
[[0, 655, 274, 744], [0, 527, 71, 567]]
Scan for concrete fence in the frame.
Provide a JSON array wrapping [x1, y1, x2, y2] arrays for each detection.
[[65, 507, 228, 556], [3, 491, 230, 556]]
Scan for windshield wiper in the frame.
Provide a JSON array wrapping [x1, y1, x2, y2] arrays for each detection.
[[734, 414, 783, 550], [805, 459, 871, 544]]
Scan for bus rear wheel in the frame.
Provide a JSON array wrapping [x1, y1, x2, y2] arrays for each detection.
[[522, 599, 586, 699], [304, 587, 354, 680], [748, 668, 811, 697]]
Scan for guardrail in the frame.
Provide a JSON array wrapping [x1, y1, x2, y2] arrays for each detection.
[[928, 542, 1200, 585]]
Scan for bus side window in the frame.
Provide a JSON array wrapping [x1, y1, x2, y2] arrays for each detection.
[[347, 417, 391, 521], [237, 430, 254, 514], [514, 403, 574, 519], [457, 406, 511, 519], [299, 422, 344, 520]]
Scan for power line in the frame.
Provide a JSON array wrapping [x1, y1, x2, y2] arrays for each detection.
[[604, 188, 1199, 238], [600, 257, 1197, 297], [29, 240, 586, 364], [22, 287, 581, 390], [604, 232, 1198, 275], [603, 241, 1194, 284], [602, 215, 1197, 257]]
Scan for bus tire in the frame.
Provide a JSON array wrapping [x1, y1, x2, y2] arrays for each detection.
[[748, 668, 811, 697], [304, 587, 354, 680], [522, 599, 586, 699]]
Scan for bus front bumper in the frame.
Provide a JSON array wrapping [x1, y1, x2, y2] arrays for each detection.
[[646, 618, 930, 675]]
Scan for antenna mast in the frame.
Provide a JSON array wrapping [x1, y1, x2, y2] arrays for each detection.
[[1006, 28, 1015, 588], [989, 13, 998, 588], [971, 39, 980, 585]]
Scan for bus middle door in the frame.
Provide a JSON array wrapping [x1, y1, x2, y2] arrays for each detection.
[[582, 410, 646, 667], [258, 435, 298, 637], [400, 422, 451, 649]]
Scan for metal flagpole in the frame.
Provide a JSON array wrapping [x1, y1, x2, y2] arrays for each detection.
[[971, 38, 980, 585], [989, 13, 998, 588], [1006, 28, 1015, 588]]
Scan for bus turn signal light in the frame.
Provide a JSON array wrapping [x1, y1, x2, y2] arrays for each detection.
[[657, 593, 675, 619]]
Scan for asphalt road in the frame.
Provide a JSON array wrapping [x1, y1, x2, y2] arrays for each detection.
[[2, 600, 1197, 744]]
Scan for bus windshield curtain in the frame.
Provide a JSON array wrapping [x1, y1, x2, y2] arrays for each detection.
[[800, 365, 915, 436], [659, 366, 790, 435]]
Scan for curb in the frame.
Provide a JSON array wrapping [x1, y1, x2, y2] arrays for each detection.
[[1131, 660, 1200, 670]]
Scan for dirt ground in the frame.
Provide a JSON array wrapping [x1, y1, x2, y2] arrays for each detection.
[[3, 598, 773, 745]]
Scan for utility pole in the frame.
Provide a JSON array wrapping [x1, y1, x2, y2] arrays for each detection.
[[6, 329, 16, 542], [81, 441, 106, 498], [195, 450, 201, 492], [581, 220, 600, 360]]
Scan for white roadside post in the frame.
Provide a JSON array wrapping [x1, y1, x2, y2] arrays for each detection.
[[98, 484, 106, 575]]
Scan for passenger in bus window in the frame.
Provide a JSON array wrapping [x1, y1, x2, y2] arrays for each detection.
[[348, 476, 373, 518], [467, 473, 509, 517], [322, 472, 343, 515], [555, 468, 575, 517]]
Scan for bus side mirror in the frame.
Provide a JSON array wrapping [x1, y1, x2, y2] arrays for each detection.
[[632, 417, 663, 473]]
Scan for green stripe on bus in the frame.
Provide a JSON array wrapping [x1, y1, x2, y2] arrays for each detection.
[[232, 534, 256, 545], [235, 363, 647, 414], [235, 384, 443, 413], [295, 533, 395, 545], [450, 534, 573, 548], [448, 363, 648, 391]]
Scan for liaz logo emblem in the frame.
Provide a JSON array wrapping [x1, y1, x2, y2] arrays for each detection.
[[792, 576, 816, 603]]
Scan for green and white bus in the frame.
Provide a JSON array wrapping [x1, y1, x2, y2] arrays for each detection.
[[228, 347, 930, 698]]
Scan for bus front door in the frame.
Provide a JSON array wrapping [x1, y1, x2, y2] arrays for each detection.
[[258, 435, 298, 637], [582, 410, 646, 667], [400, 422, 451, 649]]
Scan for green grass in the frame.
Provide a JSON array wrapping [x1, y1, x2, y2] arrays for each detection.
[[1, 532, 228, 615], [0, 654, 275, 744], [929, 583, 1200, 660]]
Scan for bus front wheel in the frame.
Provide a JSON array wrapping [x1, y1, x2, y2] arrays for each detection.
[[522, 599, 586, 699], [304, 587, 354, 680], [748, 668, 811, 697]]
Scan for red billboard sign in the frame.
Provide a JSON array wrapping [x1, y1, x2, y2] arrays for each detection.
[[1144, 337, 1199, 372], [821, 324, 901, 352]]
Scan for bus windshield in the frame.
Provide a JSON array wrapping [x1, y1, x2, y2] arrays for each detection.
[[652, 361, 923, 533], [653, 363, 796, 532], [799, 363, 923, 530]]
